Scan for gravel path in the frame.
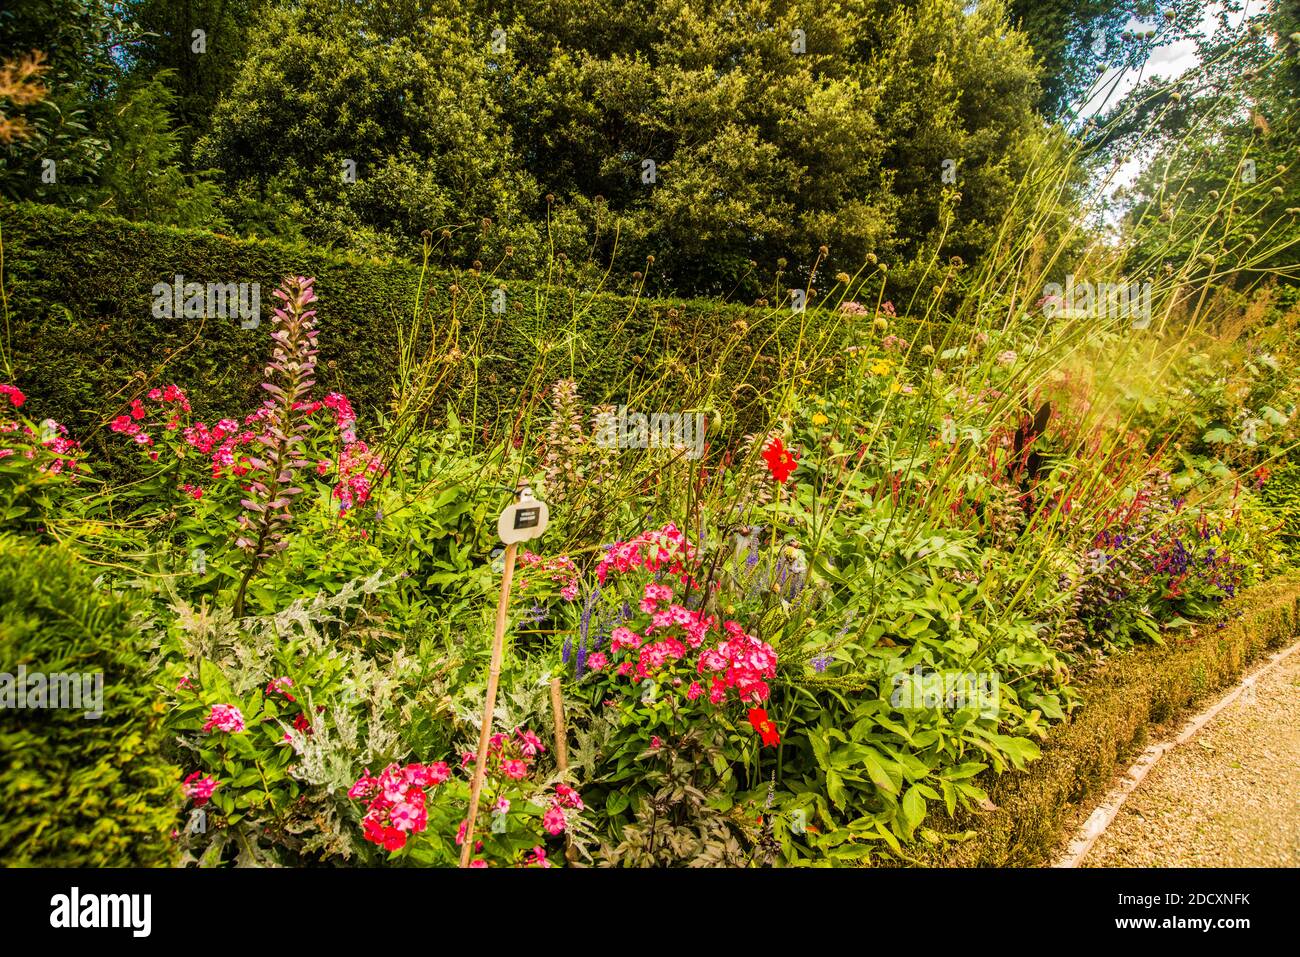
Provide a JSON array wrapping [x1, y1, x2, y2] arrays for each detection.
[[1082, 646, 1300, 867]]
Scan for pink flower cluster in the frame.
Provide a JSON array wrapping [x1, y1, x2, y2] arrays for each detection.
[[596, 522, 698, 586], [333, 439, 383, 515], [110, 386, 192, 450], [201, 703, 246, 734], [265, 676, 295, 701], [150, 384, 192, 413], [323, 392, 356, 442], [544, 782, 584, 836], [349, 761, 452, 852], [696, 621, 779, 704], [2, 418, 83, 474], [0, 384, 25, 407], [525, 846, 551, 867], [182, 771, 219, 807], [111, 368, 383, 514], [519, 551, 581, 601], [593, 579, 777, 704], [458, 727, 583, 851], [466, 726, 548, 770]]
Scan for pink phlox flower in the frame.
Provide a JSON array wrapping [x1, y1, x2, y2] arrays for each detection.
[[201, 703, 245, 734]]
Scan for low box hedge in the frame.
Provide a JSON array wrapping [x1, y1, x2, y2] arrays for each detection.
[[925, 574, 1300, 866]]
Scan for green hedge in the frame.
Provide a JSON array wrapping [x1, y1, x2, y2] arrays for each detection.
[[923, 574, 1300, 866], [0, 534, 180, 866], [1262, 464, 1300, 553], [0, 201, 853, 465]]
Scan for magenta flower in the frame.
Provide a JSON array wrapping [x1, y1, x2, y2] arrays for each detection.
[[542, 805, 568, 836], [515, 728, 545, 758], [182, 771, 219, 806], [201, 704, 245, 734]]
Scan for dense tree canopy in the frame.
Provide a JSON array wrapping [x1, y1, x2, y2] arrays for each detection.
[[190, 0, 1046, 292], [9, 0, 1259, 296]]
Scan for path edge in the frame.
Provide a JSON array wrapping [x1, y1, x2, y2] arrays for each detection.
[[926, 574, 1300, 867]]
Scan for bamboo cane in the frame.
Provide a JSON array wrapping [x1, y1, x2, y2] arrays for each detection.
[[549, 676, 568, 770], [550, 674, 579, 864], [459, 541, 518, 868]]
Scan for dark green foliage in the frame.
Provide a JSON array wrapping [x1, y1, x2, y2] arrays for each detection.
[[0, 534, 180, 866], [97, 74, 226, 227], [0, 0, 134, 206], [0, 201, 845, 466], [190, 0, 1045, 295], [196, 0, 545, 262], [1262, 464, 1300, 554], [124, 0, 273, 159]]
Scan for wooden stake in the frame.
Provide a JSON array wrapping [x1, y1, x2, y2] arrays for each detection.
[[549, 676, 568, 771], [459, 541, 518, 868], [550, 674, 578, 864]]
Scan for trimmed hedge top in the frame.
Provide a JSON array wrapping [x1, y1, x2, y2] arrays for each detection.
[[1, 201, 854, 464]]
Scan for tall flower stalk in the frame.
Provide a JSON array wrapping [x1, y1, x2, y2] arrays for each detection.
[[233, 275, 319, 618]]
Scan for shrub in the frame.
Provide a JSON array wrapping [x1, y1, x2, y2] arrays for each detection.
[[0, 534, 180, 865], [0, 201, 846, 471]]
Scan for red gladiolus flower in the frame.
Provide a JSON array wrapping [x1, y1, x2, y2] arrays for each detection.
[[762, 437, 799, 483], [747, 708, 780, 747]]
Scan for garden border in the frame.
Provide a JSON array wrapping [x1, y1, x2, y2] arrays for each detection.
[[1053, 632, 1300, 866], [924, 574, 1300, 867]]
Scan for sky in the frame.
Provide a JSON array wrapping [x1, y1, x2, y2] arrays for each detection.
[[1077, 2, 1261, 211]]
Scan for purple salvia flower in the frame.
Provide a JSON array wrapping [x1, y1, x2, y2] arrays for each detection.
[[579, 586, 599, 645]]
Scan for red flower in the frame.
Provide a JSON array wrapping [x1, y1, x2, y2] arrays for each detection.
[[762, 437, 799, 484], [747, 708, 780, 747]]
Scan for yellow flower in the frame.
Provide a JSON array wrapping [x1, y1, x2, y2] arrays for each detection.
[[811, 412, 829, 426], [870, 359, 893, 376]]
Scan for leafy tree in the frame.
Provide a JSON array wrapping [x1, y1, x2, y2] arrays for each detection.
[[96, 72, 225, 226], [470, 0, 1044, 294], [197, 0, 543, 261], [0, 0, 138, 205], [1007, 0, 1136, 117], [123, 0, 273, 159], [1114, 1, 1300, 291]]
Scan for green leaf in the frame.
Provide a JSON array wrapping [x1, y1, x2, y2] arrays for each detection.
[[826, 769, 847, 809], [605, 790, 630, 816], [900, 787, 926, 838], [862, 751, 900, 795]]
